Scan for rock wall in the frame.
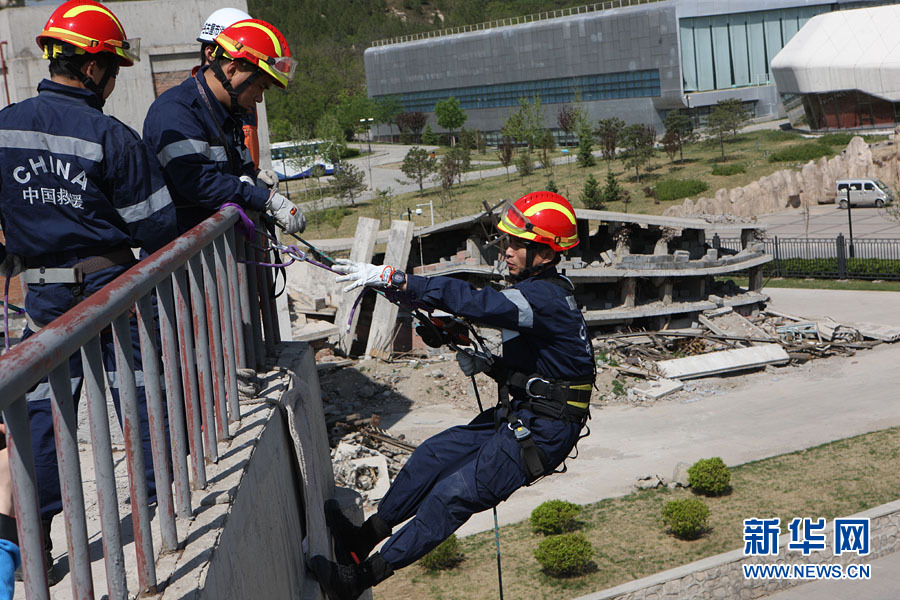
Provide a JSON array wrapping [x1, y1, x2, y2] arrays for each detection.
[[664, 128, 900, 218]]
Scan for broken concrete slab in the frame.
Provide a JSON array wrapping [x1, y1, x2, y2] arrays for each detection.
[[843, 321, 900, 343], [656, 344, 790, 379], [633, 378, 684, 400], [350, 454, 391, 501]]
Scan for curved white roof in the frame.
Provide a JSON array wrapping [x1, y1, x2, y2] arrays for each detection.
[[771, 4, 900, 101]]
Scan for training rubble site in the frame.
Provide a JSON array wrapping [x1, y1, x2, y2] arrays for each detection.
[[285, 208, 900, 511]]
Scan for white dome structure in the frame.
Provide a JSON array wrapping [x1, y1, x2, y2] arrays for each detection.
[[771, 4, 900, 130]]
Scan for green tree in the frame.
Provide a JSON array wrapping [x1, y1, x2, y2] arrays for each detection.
[[372, 187, 394, 227], [434, 96, 468, 146], [315, 112, 347, 166], [502, 96, 546, 151], [539, 128, 555, 173], [332, 162, 367, 206], [556, 104, 580, 148], [622, 124, 655, 183], [708, 106, 732, 161], [374, 95, 403, 140], [421, 123, 439, 145], [335, 91, 377, 141], [663, 110, 694, 162], [597, 117, 625, 166], [580, 173, 603, 209], [496, 135, 514, 182], [661, 129, 679, 163], [401, 146, 437, 195], [717, 98, 751, 136], [600, 169, 623, 206], [515, 149, 534, 178], [576, 120, 595, 168]]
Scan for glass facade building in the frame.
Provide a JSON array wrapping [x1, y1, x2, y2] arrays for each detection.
[[679, 6, 827, 93], [396, 70, 661, 113]]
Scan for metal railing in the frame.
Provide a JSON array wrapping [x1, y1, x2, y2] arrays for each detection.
[[370, 0, 666, 47], [0, 206, 279, 599], [715, 234, 900, 281]]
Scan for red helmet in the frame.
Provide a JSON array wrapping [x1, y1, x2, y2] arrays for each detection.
[[214, 19, 295, 89], [496, 191, 579, 252], [36, 0, 139, 67]]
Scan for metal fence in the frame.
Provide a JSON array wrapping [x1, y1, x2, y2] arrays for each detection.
[[0, 206, 279, 599], [715, 234, 900, 280], [370, 0, 665, 47]]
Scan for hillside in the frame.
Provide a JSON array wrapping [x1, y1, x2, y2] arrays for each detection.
[[247, 0, 591, 139]]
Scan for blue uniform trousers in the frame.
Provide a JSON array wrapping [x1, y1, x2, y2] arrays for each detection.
[[377, 404, 582, 569], [22, 266, 163, 521]]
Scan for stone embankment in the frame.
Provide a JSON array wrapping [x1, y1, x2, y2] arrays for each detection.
[[664, 128, 900, 218]]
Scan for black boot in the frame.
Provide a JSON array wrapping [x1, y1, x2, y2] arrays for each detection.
[[308, 551, 393, 600], [324, 499, 391, 564], [14, 516, 60, 585]]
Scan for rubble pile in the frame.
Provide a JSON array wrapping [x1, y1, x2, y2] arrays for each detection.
[[325, 411, 415, 506], [595, 305, 899, 401]]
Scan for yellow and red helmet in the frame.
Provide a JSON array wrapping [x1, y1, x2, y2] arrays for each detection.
[[497, 191, 579, 252], [36, 0, 139, 66], [214, 19, 295, 89]]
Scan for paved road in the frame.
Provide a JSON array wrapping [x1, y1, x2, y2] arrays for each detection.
[[753, 204, 900, 240]]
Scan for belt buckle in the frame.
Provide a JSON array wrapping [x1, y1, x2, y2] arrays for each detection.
[[525, 376, 549, 398]]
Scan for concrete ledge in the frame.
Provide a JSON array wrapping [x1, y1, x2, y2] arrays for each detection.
[[158, 342, 338, 600], [573, 499, 900, 600]]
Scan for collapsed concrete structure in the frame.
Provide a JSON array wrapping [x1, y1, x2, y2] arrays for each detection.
[[289, 209, 771, 358]]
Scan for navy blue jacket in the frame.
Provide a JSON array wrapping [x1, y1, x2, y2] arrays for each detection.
[[0, 80, 176, 260], [143, 68, 267, 233], [405, 268, 594, 383]]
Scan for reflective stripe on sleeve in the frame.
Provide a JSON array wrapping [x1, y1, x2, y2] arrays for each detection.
[[0, 129, 103, 162], [500, 288, 534, 329], [158, 139, 229, 167], [116, 186, 173, 223]]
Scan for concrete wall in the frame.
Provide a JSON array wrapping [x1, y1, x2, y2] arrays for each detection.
[[0, 0, 272, 168], [364, 2, 682, 135], [157, 341, 357, 600]]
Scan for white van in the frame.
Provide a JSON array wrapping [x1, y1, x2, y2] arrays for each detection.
[[835, 178, 894, 209]]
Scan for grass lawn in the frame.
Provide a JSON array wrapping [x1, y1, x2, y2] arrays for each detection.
[[374, 427, 900, 600], [721, 276, 900, 293], [296, 129, 888, 241]]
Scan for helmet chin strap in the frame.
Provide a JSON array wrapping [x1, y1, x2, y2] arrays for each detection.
[[209, 59, 260, 114], [62, 55, 117, 108], [512, 242, 555, 281]]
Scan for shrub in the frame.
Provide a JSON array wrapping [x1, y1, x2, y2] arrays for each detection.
[[711, 163, 746, 176], [654, 178, 708, 202], [662, 498, 709, 540], [534, 533, 594, 576], [768, 143, 833, 163], [530, 499, 581, 535], [340, 147, 361, 159], [818, 133, 854, 147], [420, 534, 463, 570], [688, 457, 731, 496]]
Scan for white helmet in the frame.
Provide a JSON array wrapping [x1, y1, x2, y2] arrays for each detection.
[[197, 7, 251, 43]]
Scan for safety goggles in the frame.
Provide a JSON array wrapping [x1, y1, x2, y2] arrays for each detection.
[[218, 34, 297, 83], [498, 198, 578, 247], [106, 37, 141, 64]]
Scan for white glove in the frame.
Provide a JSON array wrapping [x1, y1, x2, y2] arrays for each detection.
[[456, 351, 490, 377], [0, 252, 23, 278], [266, 192, 306, 234], [257, 169, 279, 190], [333, 258, 395, 293]]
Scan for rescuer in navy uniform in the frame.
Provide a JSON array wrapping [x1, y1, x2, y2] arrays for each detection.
[[310, 191, 596, 599], [0, 0, 176, 576], [143, 18, 304, 234]]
